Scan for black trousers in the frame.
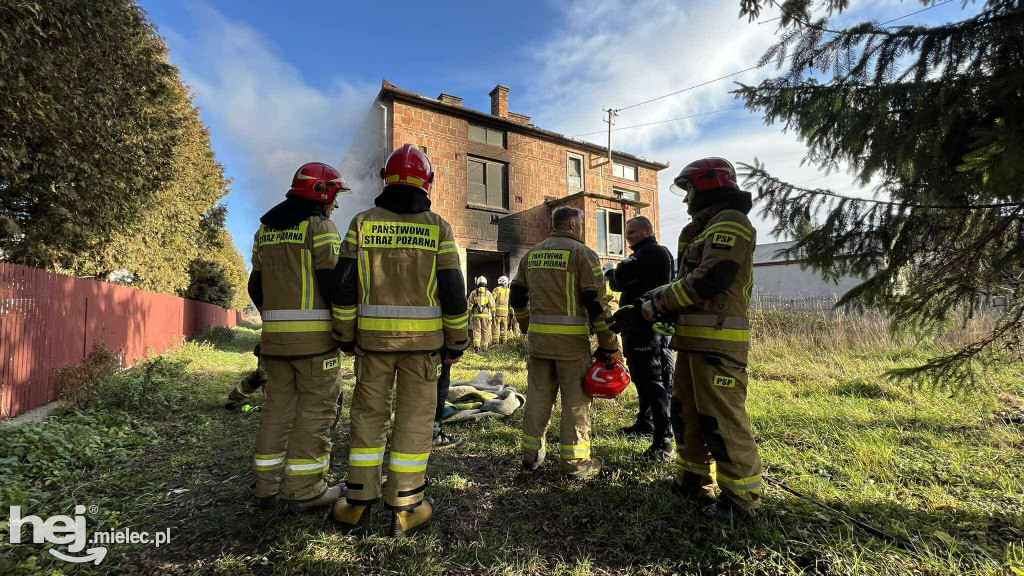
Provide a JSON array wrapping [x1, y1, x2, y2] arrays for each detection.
[[623, 333, 675, 440], [434, 361, 452, 429]]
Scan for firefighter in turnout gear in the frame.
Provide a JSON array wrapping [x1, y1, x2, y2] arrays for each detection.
[[247, 162, 351, 511], [468, 276, 494, 351], [331, 144, 469, 537], [491, 275, 512, 345], [225, 342, 267, 410], [638, 157, 762, 519], [511, 206, 618, 479]]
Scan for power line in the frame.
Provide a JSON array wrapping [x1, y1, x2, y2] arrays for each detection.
[[757, 0, 954, 28], [614, 65, 767, 112], [763, 179, 1024, 210], [880, 0, 955, 26], [615, 0, 960, 113], [570, 106, 747, 138]]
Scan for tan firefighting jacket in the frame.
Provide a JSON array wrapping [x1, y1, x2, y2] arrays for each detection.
[[468, 288, 494, 319], [492, 286, 510, 317], [334, 207, 469, 353], [511, 230, 617, 360], [251, 216, 341, 357], [652, 203, 756, 364]]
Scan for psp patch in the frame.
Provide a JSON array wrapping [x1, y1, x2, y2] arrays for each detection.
[[332, 244, 340, 255], [710, 232, 736, 250], [713, 375, 736, 388], [323, 357, 339, 371]]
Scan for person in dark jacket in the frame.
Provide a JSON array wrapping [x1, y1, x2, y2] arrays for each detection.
[[432, 361, 462, 449], [605, 216, 676, 461]]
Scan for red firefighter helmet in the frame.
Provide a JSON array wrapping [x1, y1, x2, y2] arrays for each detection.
[[381, 143, 434, 195], [286, 162, 350, 204], [583, 357, 631, 399], [669, 157, 739, 196]]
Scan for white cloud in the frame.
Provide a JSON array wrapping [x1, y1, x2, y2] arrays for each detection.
[[520, 0, 878, 253], [161, 3, 379, 256]]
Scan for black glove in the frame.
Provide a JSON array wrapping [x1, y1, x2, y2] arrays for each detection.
[[444, 347, 464, 364], [608, 304, 648, 335], [640, 288, 661, 306], [253, 343, 261, 357], [594, 347, 617, 363]]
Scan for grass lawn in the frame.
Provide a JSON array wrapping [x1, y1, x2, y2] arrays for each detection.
[[1, 316, 1023, 575]]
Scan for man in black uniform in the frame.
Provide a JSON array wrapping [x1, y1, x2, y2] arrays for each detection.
[[432, 362, 462, 449], [605, 216, 676, 460]]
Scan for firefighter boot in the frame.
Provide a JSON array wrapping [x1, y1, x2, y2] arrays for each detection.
[[391, 496, 435, 538], [709, 494, 753, 524], [522, 448, 546, 471], [332, 498, 373, 536], [566, 456, 603, 481], [667, 476, 715, 505], [290, 483, 345, 513]]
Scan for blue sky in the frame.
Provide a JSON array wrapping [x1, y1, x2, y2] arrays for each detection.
[[140, 0, 969, 260]]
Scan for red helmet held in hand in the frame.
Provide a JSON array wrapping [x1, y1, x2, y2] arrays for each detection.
[[287, 162, 350, 204], [381, 143, 434, 195], [583, 357, 631, 399], [669, 157, 739, 196]]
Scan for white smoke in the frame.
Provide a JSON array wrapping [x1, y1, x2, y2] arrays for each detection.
[[332, 98, 389, 231]]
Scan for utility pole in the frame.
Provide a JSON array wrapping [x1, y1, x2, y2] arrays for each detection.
[[602, 108, 618, 166]]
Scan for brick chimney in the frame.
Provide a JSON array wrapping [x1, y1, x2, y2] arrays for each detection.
[[489, 85, 509, 119], [438, 93, 462, 106]]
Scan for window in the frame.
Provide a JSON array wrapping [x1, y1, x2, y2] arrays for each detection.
[[468, 124, 506, 148], [467, 157, 508, 209], [566, 153, 584, 194], [612, 162, 637, 181], [613, 188, 637, 202], [596, 209, 625, 257]]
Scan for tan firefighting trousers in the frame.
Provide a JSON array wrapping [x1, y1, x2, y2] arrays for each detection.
[[228, 363, 266, 403], [346, 350, 441, 509], [253, 350, 342, 501], [672, 352, 762, 512], [472, 315, 491, 350], [492, 315, 509, 345], [521, 356, 592, 474]]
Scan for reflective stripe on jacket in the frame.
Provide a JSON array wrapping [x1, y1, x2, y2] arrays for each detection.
[[337, 207, 468, 352], [492, 286, 510, 313], [468, 288, 493, 318], [251, 216, 341, 357], [511, 230, 617, 360], [653, 206, 756, 364]]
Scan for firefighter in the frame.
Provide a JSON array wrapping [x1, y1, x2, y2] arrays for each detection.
[[331, 144, 469, 537], [510, 206, 618, 479], [224, 343, 267, 410], [491, 275, 512, 345], [468, 276, 493, 352], [618, 157, 761, 520], [247, 162, 350, 512]]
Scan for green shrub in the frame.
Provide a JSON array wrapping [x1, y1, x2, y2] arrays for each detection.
[[197, 325, 236, 345]]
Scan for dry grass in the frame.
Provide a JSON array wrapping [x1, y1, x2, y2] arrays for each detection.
[[2, 317, 1022, 575]]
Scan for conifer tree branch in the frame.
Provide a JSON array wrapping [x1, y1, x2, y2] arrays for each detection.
[[741, 163, 1024, 210]]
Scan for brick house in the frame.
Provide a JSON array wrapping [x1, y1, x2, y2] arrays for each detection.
[[340, 79, 669, 288]]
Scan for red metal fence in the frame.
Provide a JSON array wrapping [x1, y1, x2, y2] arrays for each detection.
[[0, 263, 240, 420]]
